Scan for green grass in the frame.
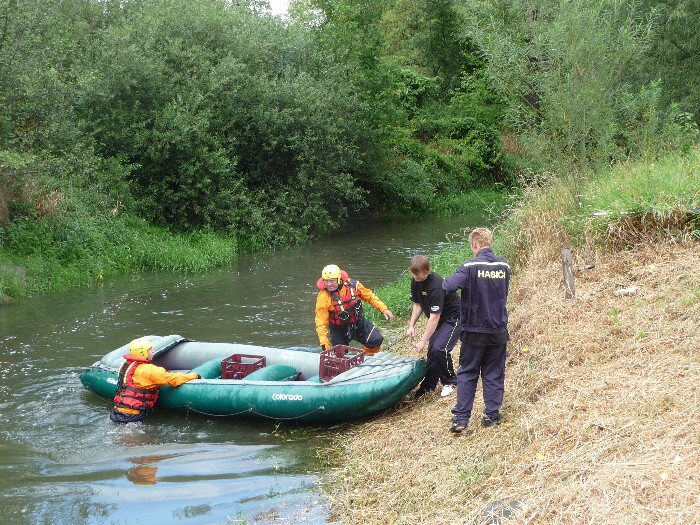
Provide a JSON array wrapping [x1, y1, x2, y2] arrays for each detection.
[[429, 187, 511, 217], [582, 152, 700, 215], [497, 148, 700, 267], [0, 215, 238, 296], [458, 457, 500, 489], [1, 187, 507, 299]]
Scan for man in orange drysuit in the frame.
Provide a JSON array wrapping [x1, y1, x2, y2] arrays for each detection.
[[110, 337, 200, 424], [315, 264, 395, 355]]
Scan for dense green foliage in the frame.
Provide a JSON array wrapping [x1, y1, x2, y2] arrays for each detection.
[[636, 0, 700, 119], [76, 0, 377, 244], [462, 0, 699, 175], [1, 0, 699, 297]]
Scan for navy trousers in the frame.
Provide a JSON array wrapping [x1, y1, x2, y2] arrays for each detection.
[[451, 341, 506, 424], [417, 317, 460, 393], [110, 407, 147, 424], [329, 317, 384, 348]]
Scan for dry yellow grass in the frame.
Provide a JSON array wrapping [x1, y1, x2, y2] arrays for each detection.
[[327, 241, 700, 524]]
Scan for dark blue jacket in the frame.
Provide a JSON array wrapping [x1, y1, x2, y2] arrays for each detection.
[[442, 248, 510, 335]]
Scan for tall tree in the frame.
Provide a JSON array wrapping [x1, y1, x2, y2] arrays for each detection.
[[636, 0, 700, 118], [464, 0, 659, 172], [417, 0, 475, 92]]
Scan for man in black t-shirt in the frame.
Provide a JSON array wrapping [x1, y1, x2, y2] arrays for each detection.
[[407, 254, 461, 398]]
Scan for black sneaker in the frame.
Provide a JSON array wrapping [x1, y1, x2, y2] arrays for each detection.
[[450, 422, 467, 433], [481, 414, 501, 427], [414, 386, 435, 399]]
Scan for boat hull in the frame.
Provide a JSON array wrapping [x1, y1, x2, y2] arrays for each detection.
[[80, 335, 427, 422]]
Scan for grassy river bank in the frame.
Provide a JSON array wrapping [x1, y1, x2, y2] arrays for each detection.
[[324, 152, 700, 524]]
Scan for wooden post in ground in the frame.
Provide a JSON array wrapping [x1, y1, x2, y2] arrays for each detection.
[[561, 248, 575, 299]]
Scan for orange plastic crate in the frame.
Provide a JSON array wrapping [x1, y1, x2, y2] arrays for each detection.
[[319, 345, 365, 382], [221, 354, 266, 380]]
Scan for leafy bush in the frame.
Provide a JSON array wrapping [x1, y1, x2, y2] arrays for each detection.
[[74, 0, 374, 246]]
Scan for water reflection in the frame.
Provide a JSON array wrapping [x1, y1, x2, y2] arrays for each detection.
[[5, 423, 329, 525], [126, 463, 160, 486]]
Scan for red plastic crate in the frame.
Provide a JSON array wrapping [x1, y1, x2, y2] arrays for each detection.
[[221, 354, 266, 380], [319, 345, 365, 382]]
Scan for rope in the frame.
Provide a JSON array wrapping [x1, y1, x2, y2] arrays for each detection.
[[385, 335, 410, 350], [185, 404, 327, 420]]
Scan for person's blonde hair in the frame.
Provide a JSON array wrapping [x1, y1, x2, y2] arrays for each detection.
[[469, 227, 493, 250], [409, 254, 431, 274]]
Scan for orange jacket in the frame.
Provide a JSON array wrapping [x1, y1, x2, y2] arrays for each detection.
[[113, 360, 198, 415], [315, 280, 388, 348]]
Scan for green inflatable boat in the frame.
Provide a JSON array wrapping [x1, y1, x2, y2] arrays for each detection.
[[79, 335, 427, 422]]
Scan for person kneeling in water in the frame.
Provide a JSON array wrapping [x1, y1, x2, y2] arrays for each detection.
[[110, 337, 200, 424]]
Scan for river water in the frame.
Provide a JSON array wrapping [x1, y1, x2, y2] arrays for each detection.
[[0, 213, 484, 525]]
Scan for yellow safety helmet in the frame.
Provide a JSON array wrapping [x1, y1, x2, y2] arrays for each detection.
[[129, 337, 153, 360], [321, 264, 342, 281]]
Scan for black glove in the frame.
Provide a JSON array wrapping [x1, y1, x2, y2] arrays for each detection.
[[196, 374, 202, 379]]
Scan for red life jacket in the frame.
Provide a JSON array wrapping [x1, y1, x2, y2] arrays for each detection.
[[317, 270, 364, 325], [328, 280, 364, 325], [113, 355, 159, 412]]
